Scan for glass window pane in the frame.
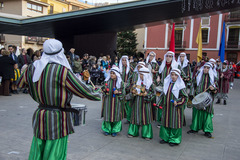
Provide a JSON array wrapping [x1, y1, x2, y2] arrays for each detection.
[[37, 6, 42, 11], [32, 4, 37, 10], [27, 3, 31, 9]]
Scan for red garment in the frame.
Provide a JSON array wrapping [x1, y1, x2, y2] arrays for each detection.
[[229, 66, 235, 82], [218, 68, 231, 94]]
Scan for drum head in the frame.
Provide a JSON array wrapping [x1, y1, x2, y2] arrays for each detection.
[[71, 104, 86, 108], [192, 92, 209, 105]]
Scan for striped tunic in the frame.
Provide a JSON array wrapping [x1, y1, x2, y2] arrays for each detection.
[[101, 79, 125, 122], [121, 66, 132, 83], [182, 64, 192, 85], [194, 74, 218, 114], [17, 63, 101, 140], [125, 71, 138, 94], [148, 62, 159, 85], [158, 83, 188, 129], [130, 84, 155, 125]]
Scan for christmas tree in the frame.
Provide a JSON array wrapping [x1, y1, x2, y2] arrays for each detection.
[[117, 30, 138, 57]]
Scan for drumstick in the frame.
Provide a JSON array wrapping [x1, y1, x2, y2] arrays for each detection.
[[89, 79, 96, 89], [192, 81, 217, 101]]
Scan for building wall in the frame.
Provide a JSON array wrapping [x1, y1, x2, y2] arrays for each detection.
[[41, 0, 69, 14], [0, 0, 22, 15], [144, 13, 240, 63]]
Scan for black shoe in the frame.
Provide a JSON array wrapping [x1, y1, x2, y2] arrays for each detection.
[[160, 140, 167, 144], [187, 130, 198, 134], [12, 90, 16, 94], [15, 90, 19, 94], [216, 99, 220, 104], [169, 143, 178, 147], [204, 132, 212, 138], [224, 100, 227, 105]]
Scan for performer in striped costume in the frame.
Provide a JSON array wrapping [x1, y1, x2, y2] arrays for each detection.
[[157, 51, 184, 128], [187, 63, 218, 138], [119, 56, 132, 123], [101, 67, 124, 137], [177, 52, 192, 86], [128, 67, 155, 140], [158, 69, 188, 146], [17, 39, 101, 160], [125, 62, 146, 122], [146, 51, 159, 85]]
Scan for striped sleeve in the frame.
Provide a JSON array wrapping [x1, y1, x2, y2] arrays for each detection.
[[66, 70, 101, 101], [17, 68, 28, 88], [176, 89, 188, 106]]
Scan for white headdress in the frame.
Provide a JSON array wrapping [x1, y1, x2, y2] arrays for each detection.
[[159, 51, 179, 74], [137, 67, 152, 90], [163, 68, 186, 99], [134, 62, 146, 72], [105, 67, 122, 89], [209, 58, 218, 78], [177, 52, 189, 69], [146, 51, 157, 64], [32, 39, 72, 82], [119, 55, 130, 75], [196, 62, 215, 87]]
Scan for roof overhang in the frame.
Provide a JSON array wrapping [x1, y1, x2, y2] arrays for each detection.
[[0, 0, 239, 38]]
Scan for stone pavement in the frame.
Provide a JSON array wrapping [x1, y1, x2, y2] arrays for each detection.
[[0, 80, 240, 160]]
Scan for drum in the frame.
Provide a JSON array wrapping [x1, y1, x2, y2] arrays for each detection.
[[71, 104, 87, 126], [155, 86, 163, 97], [192, 92, 213, 110]]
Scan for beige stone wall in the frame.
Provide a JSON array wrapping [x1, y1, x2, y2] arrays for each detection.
[[0, 0, 22, 15], [135, 28, 145, 52]]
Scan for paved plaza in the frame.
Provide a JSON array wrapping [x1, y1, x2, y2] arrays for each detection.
[[0, 80, 240, 160]]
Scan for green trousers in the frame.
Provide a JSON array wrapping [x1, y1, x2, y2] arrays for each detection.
[[160, 126, 182, 144], [28, 136, 68, 160], [157, 109, 162, 123], [128, 123, 153, 139], [190, 108, 213, 133], [102, 121, 122, 134], [125, 101, 131, 121]]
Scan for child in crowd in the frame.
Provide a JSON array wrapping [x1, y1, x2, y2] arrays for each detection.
[[82, 67, 90, 84], [11, 63, 21, 94], [90, 64, 101, 85]]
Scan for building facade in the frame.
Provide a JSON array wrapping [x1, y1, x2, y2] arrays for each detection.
[[137, 12, 240, 63]]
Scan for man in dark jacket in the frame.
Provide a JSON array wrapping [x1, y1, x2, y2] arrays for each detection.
[[8, 45, 18, 63], [0, 50, 16, 96], [18, 48, 32, 70]]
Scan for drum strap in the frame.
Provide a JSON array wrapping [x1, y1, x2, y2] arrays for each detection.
[[38, 104, 79, 114]]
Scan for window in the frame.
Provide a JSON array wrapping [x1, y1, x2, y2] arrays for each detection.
[[202, 28, 209, 43], [27, 2, 43, 13], [50, 5, 54, 14], [72, 5, 79, 11], [175, 28, 184, 48], [227, 28, 240, 48]]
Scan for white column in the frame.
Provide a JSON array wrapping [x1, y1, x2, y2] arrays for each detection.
[[216, 14, 223, 49], [189, 19, 194, 49], [165, 23, 169, 49], [144, 27, 148, 49]]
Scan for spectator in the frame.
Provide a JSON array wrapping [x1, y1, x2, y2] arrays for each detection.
[[97, 56, 102, 67], [82, 67, 90, 84], [101, 56, 108, 69], [66, 48, 76, 67], [8, 45, 18, 63], [11, 63, 20, 94], [106, 54, 111, 68], [32, 50, 41, 62], [82, 53, 89, 69], [90, 64, 101, 85], [0, 50, 16, 96], [73, 55, 82, 74], [103, 67, 110, 79], [89, 56, 97, 69], [129, 56, 134, 63], [18, 48, 32, 70], [112, 56, 119, 67]]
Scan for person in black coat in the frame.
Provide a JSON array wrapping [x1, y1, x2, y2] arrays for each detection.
[[0, 50, 16, 96], [8, 45, 18, 63], [18, 48, 32, 70], [90, 64, 101, 85]]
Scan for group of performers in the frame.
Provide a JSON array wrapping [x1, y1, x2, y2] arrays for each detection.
[[16, 39, 235, 159], [101, 51, 235, 147]]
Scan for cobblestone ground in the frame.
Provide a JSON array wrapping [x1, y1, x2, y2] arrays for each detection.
[[0, 79, 240, 160]]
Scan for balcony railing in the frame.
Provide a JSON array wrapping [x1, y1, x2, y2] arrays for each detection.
[[168, 41, 186, 49], [0, 34, 5, 43], [225, 13, 240, 22], [226, 41, 240, 49], [25, 36, 37, 44], [37, 37, 48, 45]]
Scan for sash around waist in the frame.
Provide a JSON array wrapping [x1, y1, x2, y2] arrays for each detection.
[[38, 104, 79, 114]]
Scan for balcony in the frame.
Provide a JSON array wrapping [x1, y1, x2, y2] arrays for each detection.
[[169, 41, 186, 50], [25, 36, 37, 44], [37, 37, 48, 45], [225, 12, 240, 22], [0, 34, 5, 43], [226, 41, 240, 49]]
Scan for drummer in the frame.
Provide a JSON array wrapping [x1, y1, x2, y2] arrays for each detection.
[[187, 62, 218, 138], [119, 55, 133, 124], [145, 51, 159, 85], [17, 39, 101, 160], [158, 68, 188, 146], [101, 67, 124, 137], [209, 58, 219, 80], [156, 51, 183, 128], [125, 62, 146, 123]]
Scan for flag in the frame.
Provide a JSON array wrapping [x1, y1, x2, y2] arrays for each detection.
[[169, 23, 175, 52], [218, 21, 225, 63], [196, 22, 202, 62]]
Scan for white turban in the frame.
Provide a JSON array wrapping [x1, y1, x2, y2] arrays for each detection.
[[137, 67, 152, 90], [32, 39, 72, 82], [159, 51, 179, 74], [105, 67, 122, 89], [177, 52, 189, 69], [146, 51, 157, 64], [119, 55, 130, 75], [197, 62, 215, 87]]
